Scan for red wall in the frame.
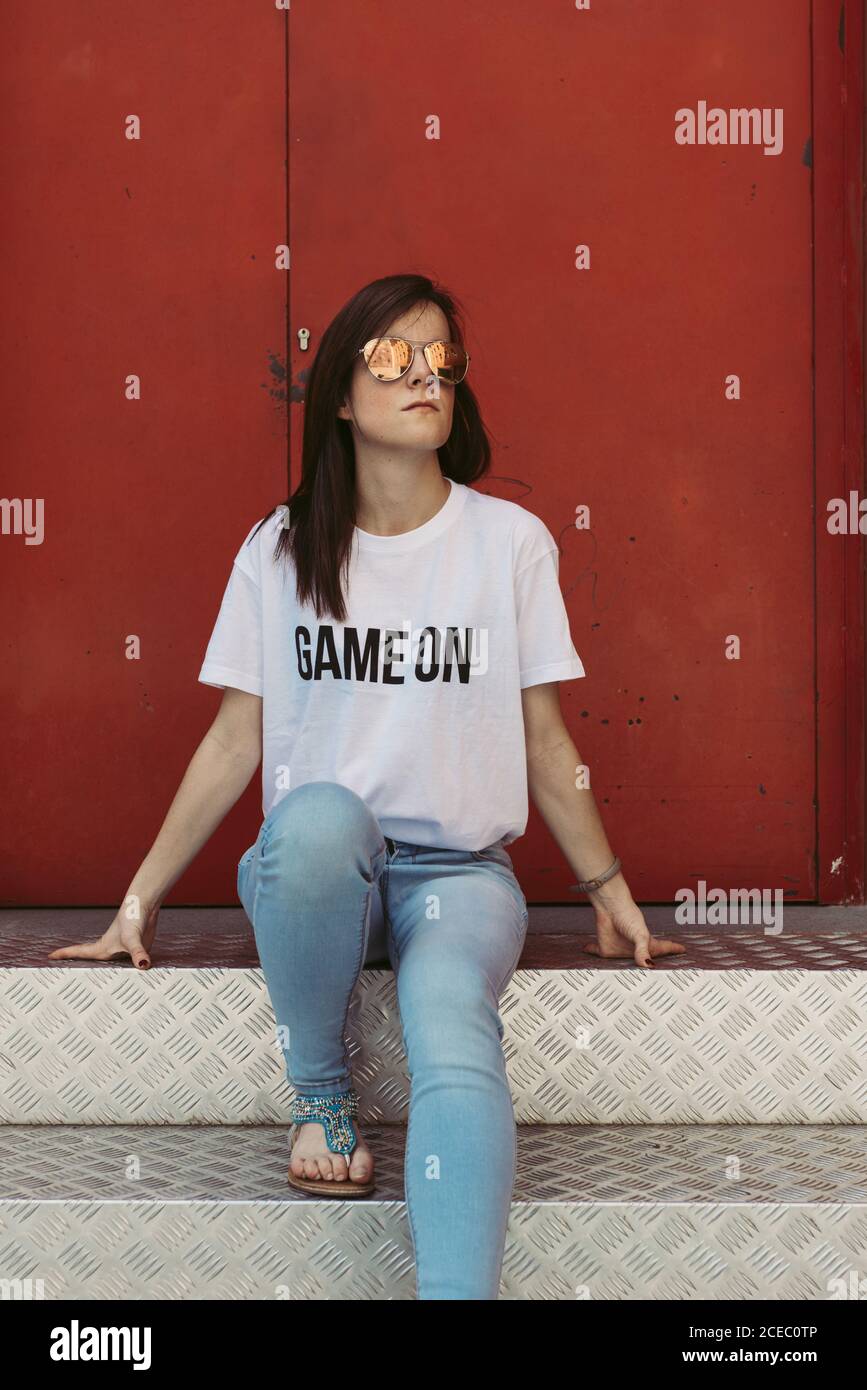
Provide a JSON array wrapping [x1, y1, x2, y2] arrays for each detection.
[[1, 4, 287, 903], [290, 0, 821, 904], [1, 2, 860, 905]]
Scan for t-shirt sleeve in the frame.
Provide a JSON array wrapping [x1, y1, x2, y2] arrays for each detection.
[[514, 516, 586, 689], [197, 521, 265, 697]]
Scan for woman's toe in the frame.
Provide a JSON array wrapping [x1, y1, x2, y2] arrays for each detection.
[[350, 1150, 372, 1180]]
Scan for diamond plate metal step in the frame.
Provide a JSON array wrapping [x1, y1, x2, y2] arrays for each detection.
[[1, 1123, 865, 1300], [2, 921, 866, 1124]]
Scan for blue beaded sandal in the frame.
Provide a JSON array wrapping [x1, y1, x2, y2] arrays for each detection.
[[286, 1087, 375, 1198]]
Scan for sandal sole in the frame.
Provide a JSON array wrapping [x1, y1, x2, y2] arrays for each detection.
[[286, 1168, 376, 1197]]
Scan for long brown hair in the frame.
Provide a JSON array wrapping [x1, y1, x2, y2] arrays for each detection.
[[249, 272, 492, 622]]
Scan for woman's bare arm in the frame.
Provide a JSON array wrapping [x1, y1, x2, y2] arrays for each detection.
[[521, 682, 686, 967], [128, 686, 263, 907], [48, 686, 262, 966]]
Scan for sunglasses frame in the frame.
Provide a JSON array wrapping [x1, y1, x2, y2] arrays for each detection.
[[357, 336, 470, 384]]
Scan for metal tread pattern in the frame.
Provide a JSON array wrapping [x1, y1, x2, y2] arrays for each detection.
[[2, 958, 866, 1125], [6, 913, 867, 970], [1, 1125, 865, 1300]]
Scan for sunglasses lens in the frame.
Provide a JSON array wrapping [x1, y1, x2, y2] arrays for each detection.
[[361, 337, 413, 381], [426, 341, 469, 384], [361, 338, 469, 383]]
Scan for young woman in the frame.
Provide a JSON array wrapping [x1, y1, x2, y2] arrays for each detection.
[[50, 273, 683, 1300]]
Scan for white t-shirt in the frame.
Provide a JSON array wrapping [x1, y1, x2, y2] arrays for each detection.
[[198, 476, 586, 850]]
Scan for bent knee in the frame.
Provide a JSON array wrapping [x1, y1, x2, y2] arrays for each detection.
[[263, 781, 377, 856]]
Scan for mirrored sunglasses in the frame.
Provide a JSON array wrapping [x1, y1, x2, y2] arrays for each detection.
[[358, 336, 470, 385]]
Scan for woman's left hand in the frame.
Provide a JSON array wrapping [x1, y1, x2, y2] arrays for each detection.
[[583, 900, 686, 969]]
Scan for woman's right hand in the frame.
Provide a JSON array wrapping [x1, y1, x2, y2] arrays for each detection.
[[48, 895, 160, 969]]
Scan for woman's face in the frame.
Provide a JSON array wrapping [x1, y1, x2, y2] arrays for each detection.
[[337, 302, 457, 454]]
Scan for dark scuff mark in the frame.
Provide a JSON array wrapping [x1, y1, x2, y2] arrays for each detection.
[[556, 520, 626, 614], [262, 352, 287, 405], [838, 4, 844, 52], [289, 365, 312, 404], [473, 475, 533, 501], [802, 135, 812, 168], [758, 783, 767, 795], [268, 352, 286, 382]]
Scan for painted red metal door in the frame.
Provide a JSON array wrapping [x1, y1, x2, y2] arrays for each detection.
[[289, 0, 862, 904], [1, 1, 861, 906], [0, 4, 288, 904]]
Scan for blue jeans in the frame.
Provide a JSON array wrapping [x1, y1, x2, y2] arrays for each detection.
[[236, 780, 529, 1300]]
